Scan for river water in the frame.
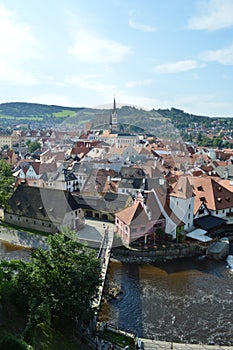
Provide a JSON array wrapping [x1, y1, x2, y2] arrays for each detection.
[[0, 241, 31, 261], [99, 250, 233, 346]]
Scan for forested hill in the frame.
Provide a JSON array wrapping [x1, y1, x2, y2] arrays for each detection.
[[1, 101, 230, 132], [0, 102, 83, 118], [0, 101, 210, 122]]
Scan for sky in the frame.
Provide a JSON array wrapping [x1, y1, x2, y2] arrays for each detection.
[[0, 0, 233, 117]]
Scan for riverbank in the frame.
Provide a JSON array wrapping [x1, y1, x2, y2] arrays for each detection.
[[95, 323, 233, 349], [0, 224, 48, 250], [111, 241, 207, 263]]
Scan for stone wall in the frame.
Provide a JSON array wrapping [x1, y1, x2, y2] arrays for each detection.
[[112, 243, 206, 263], [0, 224, 48, 250], [4, 212, 55, 233]]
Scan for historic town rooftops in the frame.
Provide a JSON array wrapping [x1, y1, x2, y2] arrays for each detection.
[[120, 166, 145, 179], [6, 185, 80, 223], [213, 164, 233, 179], [170, 176, 194, 199], [70, 162, 92, 174], [115, 201, 149, 226], [73, 192, 131, 213], [118, 178, 145, 191], [190, 177, 233, 214], [153, 187, 184, 227], [82, 168, 119, 194]]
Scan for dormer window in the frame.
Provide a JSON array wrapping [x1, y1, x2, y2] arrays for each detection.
[[197, 186, 203, 191]]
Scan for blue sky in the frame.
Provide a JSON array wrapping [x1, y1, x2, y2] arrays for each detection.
[[0, 0, 233, 117]]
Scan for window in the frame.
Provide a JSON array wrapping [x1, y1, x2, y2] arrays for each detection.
[[141, 226, 146, 231], [132, 228, 137, 233]]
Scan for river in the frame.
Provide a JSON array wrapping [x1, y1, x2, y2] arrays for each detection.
[[99, 248, 233, 346], [0, 241, 31, 261]]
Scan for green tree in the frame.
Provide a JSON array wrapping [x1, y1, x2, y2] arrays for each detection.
[[0, 333, 31, 350], [2, 144, 9, 150], [16, 233, 101, 325], [0, 159, 14, 207], [26, 141, 41, 153], [0, 233, 101, 345]]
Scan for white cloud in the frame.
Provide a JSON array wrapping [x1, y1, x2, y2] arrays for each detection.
[[65, 74, 116, 94], [176, 95, 231, 117], [128, 19, 156, 32], [30, 94, 74, 107], [199, 44, 233, 65], [0, 3, 40, 85], [154, 60, 205, 73], [125, 79, 152, 88], [188, 0, 233, 31], [69, 30, 132, 64], [0, 65, 39, 86]]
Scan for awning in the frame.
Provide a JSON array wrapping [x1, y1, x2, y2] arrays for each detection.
[[186, 228, 212, 242]]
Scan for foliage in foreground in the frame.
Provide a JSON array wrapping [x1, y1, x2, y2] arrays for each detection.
[[0, 333, 31, 350], [0, 159, 14, 208], [0, 232, 101, 348]]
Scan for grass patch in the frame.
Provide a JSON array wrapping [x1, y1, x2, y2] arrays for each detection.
[[53, 110, 77, 118], [99, 329, 135, 349]]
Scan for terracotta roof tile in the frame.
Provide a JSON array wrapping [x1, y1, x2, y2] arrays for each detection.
[[115, 202, 148, 226]]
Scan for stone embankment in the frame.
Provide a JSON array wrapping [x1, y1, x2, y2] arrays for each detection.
[[0, 225, 48, 250], [112, 243, 206, 263]]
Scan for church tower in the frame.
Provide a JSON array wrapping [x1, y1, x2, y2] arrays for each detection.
[[109, 96, 118, 132]]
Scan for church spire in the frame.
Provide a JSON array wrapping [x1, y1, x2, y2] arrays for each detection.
[[109, 96, 118, 133]]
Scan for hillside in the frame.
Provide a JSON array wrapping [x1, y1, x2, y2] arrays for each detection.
[[3, 101, 233, 135], [0, 102, 83, 119], [0, 102, 212, 131]]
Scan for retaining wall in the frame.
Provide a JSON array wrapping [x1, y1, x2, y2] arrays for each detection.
[[112, 243, 206, 263]]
